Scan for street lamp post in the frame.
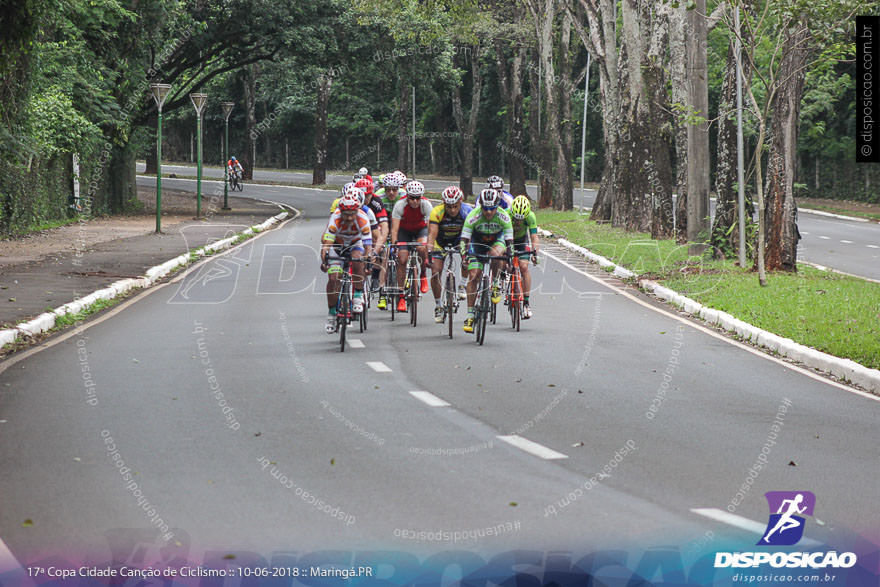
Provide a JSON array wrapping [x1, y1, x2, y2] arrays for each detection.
[[221, 102, 235, 210], [190, 93, 207, 218], [150, 83, 172, 233]]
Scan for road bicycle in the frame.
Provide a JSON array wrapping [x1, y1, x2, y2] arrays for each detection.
[[382, 245, 402, 321], [397, 242, 423, 327], [228, 169, 243, 191], [499, 251, 534, 332], [472, 253, 508, 345], [331, 253, 366, 351], [436, 246, 462, 339]]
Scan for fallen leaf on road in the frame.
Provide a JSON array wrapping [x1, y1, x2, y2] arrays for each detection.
[[547, 384, 555, 388], [330, 458, 335, 465], [22, 519, 33, 527], [132, 358, 139, 363], [572, 442, 584, 447], [509, 502, 518, 507], [7, 298, 14, 302], [222, 554, 235, 560], [788, 460, 797, 466], [254, 432, 261, 437]]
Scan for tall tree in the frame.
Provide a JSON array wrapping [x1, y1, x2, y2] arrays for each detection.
[[451, 43, 483, 196]]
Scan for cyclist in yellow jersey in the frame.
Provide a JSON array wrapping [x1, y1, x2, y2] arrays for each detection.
[[426, 186, 474, 322]]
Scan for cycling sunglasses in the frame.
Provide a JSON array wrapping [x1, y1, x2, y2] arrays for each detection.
[[482, 205, 498, 211], [407, 195, 422, 200]]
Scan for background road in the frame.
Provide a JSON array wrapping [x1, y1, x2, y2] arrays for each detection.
[[1, 176, 877, 569], [137, 165, 880, 280]]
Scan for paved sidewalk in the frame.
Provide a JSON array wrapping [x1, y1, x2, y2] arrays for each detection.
[[0, 195, 282, 327]]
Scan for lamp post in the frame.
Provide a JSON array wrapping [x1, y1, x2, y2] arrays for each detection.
[[190, 93, 207, 218], [221, 101, 235, 210], [150, 83, 172, 233]]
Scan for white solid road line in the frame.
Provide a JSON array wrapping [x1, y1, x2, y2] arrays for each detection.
[[409, 391, 451, 407], [691, 508, 822, 548], [497, 435, 569, 460], [366, 361, 392, 372], [348, 339, 365, 348]]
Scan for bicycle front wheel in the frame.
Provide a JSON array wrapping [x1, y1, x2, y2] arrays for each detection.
[[338, 291, 349, 352], [445, 273, 455, 339]]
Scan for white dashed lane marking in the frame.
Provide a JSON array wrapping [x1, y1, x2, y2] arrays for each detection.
[[819, 236, 831, 240], [366, 361, 392, 372], [497, 435, 568, 460], [348, 339, 365, 348], [840, 240, 853, 244], [409, 391, 451, 407]]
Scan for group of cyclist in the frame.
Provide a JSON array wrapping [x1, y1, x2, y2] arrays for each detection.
[[320, 167, 539, 335]]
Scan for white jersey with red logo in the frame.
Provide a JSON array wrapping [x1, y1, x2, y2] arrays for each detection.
[[323, 209, 373, 247]]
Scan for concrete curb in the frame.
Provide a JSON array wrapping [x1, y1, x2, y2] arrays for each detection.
[[1, 209, 290, 348], [798, 208, 871, 223], [538, 228, 880, 394]]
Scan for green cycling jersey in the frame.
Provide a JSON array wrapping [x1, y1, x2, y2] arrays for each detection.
[[461, 206, 514, 244], [511, 210, 538, 239]]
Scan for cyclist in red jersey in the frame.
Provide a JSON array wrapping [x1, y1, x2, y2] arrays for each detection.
[[389, 180, 433, 312]]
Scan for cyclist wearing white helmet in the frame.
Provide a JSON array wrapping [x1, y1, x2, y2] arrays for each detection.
[[509, 195, 539, 318], [486, 175, 514, 209], [426, 185, 473, 322], [390, 179, 433, 313], [321, 186, 373, 333], [459, 188, 514, 332]]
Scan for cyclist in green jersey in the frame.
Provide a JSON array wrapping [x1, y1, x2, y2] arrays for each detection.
[[509, 195, 540, 319], [458, 189, 514, 333]]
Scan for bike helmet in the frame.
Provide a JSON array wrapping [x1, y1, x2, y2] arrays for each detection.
[[384, 171, 404, 188], [341, 181, 355, 196], [405, 180, 425, 197], [377, 174, 386, 187], [478, 188, 501, 209], [441, 185, 464, 204], [355, 177, 374, 196], [487, 175, 503, 190], [510, 195, 531, 220], [339, 188, 361, 212], [231, 156, 237, 161]]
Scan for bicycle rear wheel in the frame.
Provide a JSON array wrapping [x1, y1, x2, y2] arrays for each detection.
[[387, 261, 397, 321], [409, 264, 418, 327], [338, 289, 349, 352], [510, 272, 521, 332], [477, 277, 489, 345]]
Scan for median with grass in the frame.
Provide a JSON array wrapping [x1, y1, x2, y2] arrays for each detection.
[[536, 210, 880, 371]]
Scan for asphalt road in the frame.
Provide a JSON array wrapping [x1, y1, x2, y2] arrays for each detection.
[[138, 164, 880, 280], [1, 177, 877, 572]]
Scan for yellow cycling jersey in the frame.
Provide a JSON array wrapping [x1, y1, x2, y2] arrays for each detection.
[[330, 197, 340, 213]]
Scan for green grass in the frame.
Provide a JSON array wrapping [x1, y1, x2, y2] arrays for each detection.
[[536, 210, 709, 275], [53, 297, 120, 329], [536, 209, 880, 370]]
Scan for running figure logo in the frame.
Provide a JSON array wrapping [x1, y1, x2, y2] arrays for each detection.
[[759, 491, 816, 546]]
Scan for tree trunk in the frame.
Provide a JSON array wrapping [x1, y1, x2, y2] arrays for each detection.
[[764, 21, 810, 272], [567, 0, 619, 222], [686, 0, 710, 251], [244, 63, 258, 180], [613, 0, 674, 236], [711, 12, 754, 259], [397, 82, 408, 173], [107, 141, 138, 213], [451, 44, 483, 197], [552, 11, 575, 210], [494, 40, 528, 196], [669, 3, 688, 240], [311, 73, 332, 185]]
